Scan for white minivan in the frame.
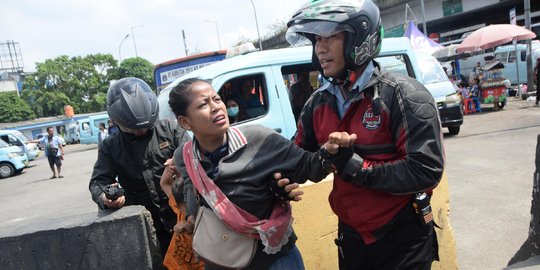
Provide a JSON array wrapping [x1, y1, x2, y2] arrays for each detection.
[[157, 37, 459, 136], [0, 130, 40, 161]]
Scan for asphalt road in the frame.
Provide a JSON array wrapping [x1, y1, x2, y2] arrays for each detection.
[[1, 97, 540, 269], [444, 97, 540, 269]]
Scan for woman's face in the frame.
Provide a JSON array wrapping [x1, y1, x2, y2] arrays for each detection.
[[226, 100, 240, 118], [179, 81, 229, 138], [226, 100, 238, 108]]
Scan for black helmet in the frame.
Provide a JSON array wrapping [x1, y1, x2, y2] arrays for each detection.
[[106, 77, 158, 130], [286, 0, 383, 77]]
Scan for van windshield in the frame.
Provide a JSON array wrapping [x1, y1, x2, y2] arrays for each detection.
[[417, 58, 449, 84], [13, 132, 29, 143], [0, 139, 9, 148]]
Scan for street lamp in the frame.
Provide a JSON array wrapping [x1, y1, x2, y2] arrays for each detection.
[[118, 34, 130, 63], [130, 25, 144, 57], [205, 20, 222, 50], [249, 0, 263, 50]]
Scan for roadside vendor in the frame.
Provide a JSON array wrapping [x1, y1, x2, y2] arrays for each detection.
[[469, 61, 482, 83]]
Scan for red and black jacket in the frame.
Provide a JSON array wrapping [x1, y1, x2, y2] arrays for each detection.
[[294, 64, 445, 244]]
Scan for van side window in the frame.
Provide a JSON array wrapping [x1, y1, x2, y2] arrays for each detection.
[[496, 52, 508, 63], [281, 64, 318, 122], [0, 135, 8, 145], [218, 74, 268, 124], [375, 54, 414, 78], [4, 134, 21, 146], [82, 122, 90, 131], [508, 51, 517, 63]]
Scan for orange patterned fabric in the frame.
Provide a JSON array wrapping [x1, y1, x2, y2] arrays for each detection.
[[163, 197, 204, 270]]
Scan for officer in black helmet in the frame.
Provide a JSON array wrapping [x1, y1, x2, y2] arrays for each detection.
[[284, 0, 444, 269], [89, 77, 190, 257]]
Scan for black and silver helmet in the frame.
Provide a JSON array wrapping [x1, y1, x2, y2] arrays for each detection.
[[106, 77, 158, 130], [286, 0, 383, 76]]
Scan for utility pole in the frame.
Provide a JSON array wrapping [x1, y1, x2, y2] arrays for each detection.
[[420, 0, 427, 34], [118, 34, 130, 63], [130, 25, 143, 58], [524, 0, 535, 95], [182, 29, 189, 57], [205, 20, 222, 50], [249, 0, 263, 50]]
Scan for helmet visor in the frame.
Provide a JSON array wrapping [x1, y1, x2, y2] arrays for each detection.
[[116, 123, 149, 136], [286, 21, 354, 46]]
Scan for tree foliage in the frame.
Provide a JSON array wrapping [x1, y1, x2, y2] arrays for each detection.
[[0, 92, 36, 122], [20, 89, 72, 118], [115, 57, 156, 90], [13, 53, 156, 122]]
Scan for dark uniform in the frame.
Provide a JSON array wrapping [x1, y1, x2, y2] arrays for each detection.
[[89, 119, 190, 256]]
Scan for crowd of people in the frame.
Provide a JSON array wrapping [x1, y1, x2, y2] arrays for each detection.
[[88, 1, 445, 269]]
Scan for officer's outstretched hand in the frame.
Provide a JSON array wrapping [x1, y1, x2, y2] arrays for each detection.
[[325, 132, 357, 154]]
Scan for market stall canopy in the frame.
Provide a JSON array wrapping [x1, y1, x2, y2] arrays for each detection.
[[432, 44, 475, 62], [456, 24, 536, 53]]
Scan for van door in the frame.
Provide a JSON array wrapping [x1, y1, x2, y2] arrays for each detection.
[[79, 120, 93, 144]]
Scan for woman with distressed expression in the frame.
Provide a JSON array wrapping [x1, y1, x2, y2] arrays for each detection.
[[168, 78, 356, 270]]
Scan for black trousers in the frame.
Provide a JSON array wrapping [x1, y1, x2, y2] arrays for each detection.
[[336, 207, 438, 270]]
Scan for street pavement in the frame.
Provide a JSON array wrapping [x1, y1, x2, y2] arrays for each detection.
[[1, 97, 540, 269], [444, 97, 540, 269]]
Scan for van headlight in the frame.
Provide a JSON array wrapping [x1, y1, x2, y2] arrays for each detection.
[[7, 152, 19, 158], [445, 93, 461, 105]]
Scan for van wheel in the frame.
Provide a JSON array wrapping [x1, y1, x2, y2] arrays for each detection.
[[0, 163, 15, 178], [496, 101, 506, 109], [448, 126, 460, 135]]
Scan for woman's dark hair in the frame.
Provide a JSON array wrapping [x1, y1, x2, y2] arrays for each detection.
[[169, 78, 211, 117]]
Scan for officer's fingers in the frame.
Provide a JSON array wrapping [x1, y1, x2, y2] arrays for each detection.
[[328, 132, 342, 144], [277, 178, 290, 188], [284, 182, 300, 193], [273, 172, 282, 180], [335, 132, 351, 145], [349, 133, 358, 145], [289, 190, 304, 201], [116, 196, 126, 207], [324, 140, 339, 155]]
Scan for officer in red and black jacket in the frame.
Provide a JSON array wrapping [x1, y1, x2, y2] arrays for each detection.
[[286, 0, 445, 269]]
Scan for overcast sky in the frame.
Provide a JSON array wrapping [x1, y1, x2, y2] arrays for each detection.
[[1, 0, 307, 72]]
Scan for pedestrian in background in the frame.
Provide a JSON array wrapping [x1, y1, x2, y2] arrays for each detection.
[[285, 0, 444, 268], [97, 122, 108, 145], [30, 127, 65, 179], [534, 57, 540, 105], [108, 119, 119, 136]]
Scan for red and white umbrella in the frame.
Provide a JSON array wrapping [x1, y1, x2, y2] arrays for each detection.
[[456, 24, 536, 53]]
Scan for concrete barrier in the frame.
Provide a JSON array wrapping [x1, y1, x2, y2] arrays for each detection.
[[293, 172, 457, 269], [0, 206, 161, 270]]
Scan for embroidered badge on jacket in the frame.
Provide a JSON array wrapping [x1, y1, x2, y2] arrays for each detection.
[[362, 107, 382, 130]]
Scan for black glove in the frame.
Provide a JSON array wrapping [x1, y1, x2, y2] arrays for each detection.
[[320, 147, 354, 173], [269, 172, 293, 201]]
